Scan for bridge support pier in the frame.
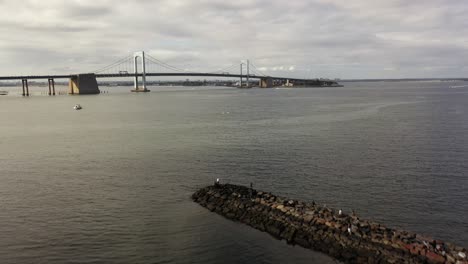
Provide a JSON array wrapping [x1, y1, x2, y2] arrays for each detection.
[[69, 74, 100, 95], [22, 79, 29, 96], [259, 77, 273, 88], [48, 78, 56, 96]]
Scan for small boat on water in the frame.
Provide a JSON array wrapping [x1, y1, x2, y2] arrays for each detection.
[[73, 104, 82, 110], [0, 91, 8, 95]]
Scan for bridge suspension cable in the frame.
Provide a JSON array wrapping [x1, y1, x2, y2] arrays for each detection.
[[145, 54, 188, 73], [249, 62, 268, 76], [93, 55, 133, 74], [146, 54, 241, 75], [206, 63, 239, 74], [91, 51, 268, 78]]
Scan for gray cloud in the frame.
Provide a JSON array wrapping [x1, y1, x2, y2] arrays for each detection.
[[0, 0, 467, 78]]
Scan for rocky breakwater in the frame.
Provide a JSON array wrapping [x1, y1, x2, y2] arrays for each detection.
[[192, 183, 468, 264]]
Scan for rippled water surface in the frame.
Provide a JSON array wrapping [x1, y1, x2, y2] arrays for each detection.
[[1, 81, 467, 263]]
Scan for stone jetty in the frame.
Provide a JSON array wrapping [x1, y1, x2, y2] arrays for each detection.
[[192, 183, 468, 264]]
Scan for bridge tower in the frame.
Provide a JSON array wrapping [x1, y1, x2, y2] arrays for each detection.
[[240, 63, 243, 87], [132, 51, 150, 92], [246, 60, 250, 87]]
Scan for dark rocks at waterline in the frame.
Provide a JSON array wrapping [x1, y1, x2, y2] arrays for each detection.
[[192, 184, 468, 264]]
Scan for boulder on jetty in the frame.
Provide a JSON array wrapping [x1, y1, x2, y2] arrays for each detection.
[[192, 183, 468, 264]]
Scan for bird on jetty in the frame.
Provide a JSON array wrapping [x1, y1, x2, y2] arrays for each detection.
[[338, 209, 342, 216], [347, 225, 352, 235]]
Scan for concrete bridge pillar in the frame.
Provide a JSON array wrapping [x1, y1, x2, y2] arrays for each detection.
[[259, 77, 273, 88], [69, 73, 100, 94], [22, 79, 29, 96], [48, 78, 56, 96]]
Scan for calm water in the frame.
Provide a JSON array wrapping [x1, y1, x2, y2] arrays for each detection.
[[1, 81, 467, 263]]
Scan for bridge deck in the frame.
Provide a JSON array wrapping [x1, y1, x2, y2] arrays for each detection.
[[0, 73, 310, 82]]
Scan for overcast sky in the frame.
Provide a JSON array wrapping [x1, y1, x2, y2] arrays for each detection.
[[1, 0, 467, 79]]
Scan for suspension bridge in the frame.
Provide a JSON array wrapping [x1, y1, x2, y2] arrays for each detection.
[[0, 51, 339, 96]]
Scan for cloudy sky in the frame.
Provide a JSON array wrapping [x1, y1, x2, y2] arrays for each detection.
[[1, 0, 467, 79]]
